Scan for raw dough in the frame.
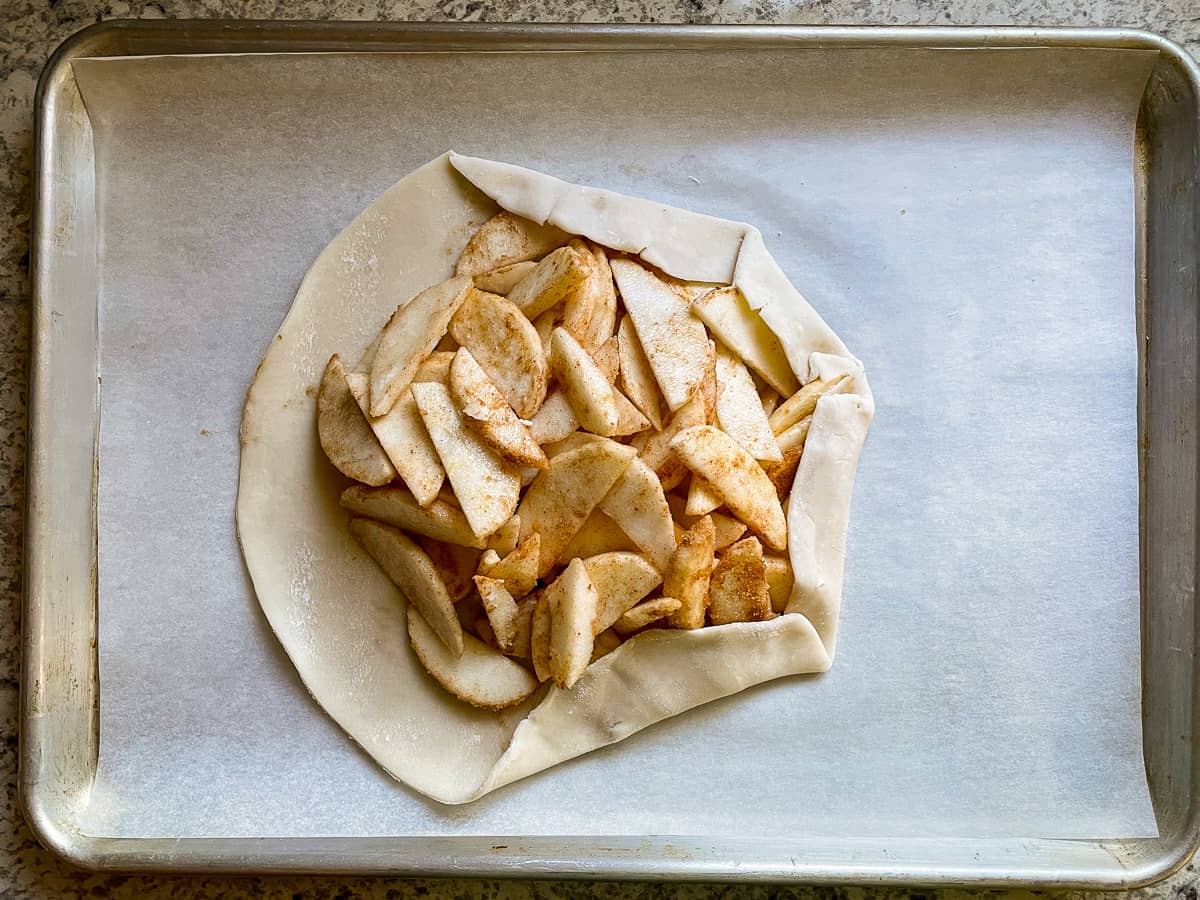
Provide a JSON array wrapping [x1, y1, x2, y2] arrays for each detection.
[[237, 152, 873, 804]]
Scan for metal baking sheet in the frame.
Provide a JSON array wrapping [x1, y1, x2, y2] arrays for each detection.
[[23, 23, 1200, 885]]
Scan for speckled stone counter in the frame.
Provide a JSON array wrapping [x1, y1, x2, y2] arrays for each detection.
[[2, 2, 1196, 897]]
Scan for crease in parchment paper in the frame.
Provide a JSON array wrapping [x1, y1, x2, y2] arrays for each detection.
[[72, 46, 1156, 839]]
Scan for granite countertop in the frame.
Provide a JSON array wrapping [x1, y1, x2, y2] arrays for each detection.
[[2, 1, 1196, 897]]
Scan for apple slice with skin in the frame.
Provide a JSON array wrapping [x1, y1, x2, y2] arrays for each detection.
[[369, 275, 473, 417], [407, 608, 539, 710], [317, 355, 396, 486], [411, 381, 521, 540], [349, 517, 463, 656]]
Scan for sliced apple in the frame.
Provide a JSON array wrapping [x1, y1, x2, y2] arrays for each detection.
[[579, 244, 618, 350], [417, 537, 481, 602], [546, 558, 600, 690], [665, 492, 747, 551], [670, 425, 787, 552], [508, 245, 592, 320], [344, 374, 444, 507], [712, 512, 748, 551], [769, 374, 849, 435], [550, 327, 620, 436], [708, 536, 773, 625], [612, 390, 651, 437], [485, 533, 540, 599], [349, 517, 463, 655], [613, 596, 682, 636], [560, 242, 619, 352], [413, 350, 455, 384], [454, 211, 569, 278], [508, 593, 539, 659], [691, 286, 799, 397], [664, 515, 715, 630], [591, 334, 620, 382], [449, 288, 549, 419], [486, 512, 521, 556], [617, 315, 664, 430], [473, 260, 537, 294], [369, 275, 473, 417], [518, 439, 637, 577], [632, 344, 715, 491], [597, 457, 676, 572], [408, 608, 538, 710], [764, 554, 794, 614], [685, 475, 723, 517], [543, 432, 605, 458], [318, 355, 397, 486], [474, 575, 520, 652], [411, 381, 520, 539], [765, 414, 813, 499], [528, 390, 579, 444], [562, 509, 640, 559], [560, 241, 601, 345], [715, 346, 782, 462], [585, 551, 663, 634], [609, 258, 711, 412], [449, 348, 547, 469], [341, 485, 484, 549]]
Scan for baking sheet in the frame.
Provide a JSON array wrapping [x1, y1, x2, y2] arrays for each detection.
[[72, 47, 1158, 840]]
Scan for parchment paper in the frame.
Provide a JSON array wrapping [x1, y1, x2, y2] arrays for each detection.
[[73, 47, 1158, 839]]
